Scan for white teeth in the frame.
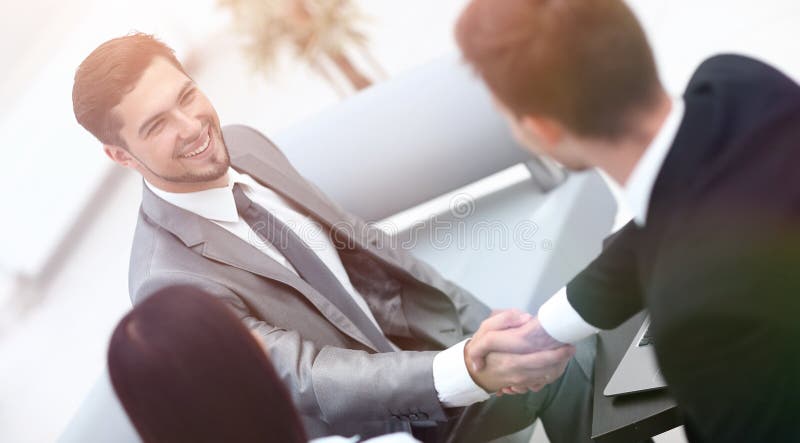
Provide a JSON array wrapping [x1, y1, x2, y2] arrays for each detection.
[[181, 136, 210, 158]]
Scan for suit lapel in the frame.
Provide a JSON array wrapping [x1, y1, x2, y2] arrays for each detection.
[[140, 184, 379, 351], [231, 154, 463, 335]]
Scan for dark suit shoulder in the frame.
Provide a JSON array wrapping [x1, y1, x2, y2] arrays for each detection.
[[688, 54, 800, 101], [677, 54, 800, 185]]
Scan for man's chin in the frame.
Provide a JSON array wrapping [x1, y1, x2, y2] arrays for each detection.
[[193, 145, 231, 180], [164, 160, 230, 185], [563, 163, 591, 172], [552, 156, 590, 172], [192, 161, 230, 183]]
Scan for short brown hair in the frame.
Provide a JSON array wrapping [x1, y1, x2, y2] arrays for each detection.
[[456, 0, 661, 140], [72, 32, 188, 147]]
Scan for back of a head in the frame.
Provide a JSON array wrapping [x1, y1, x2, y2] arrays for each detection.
[[456, 0, 662, 140], [107, 286, 307, 443]]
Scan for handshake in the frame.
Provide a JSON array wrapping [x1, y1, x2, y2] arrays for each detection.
[[464, 309, 575, 395]]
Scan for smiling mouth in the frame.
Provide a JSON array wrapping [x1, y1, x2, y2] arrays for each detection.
[[179, 128, 212, 159]]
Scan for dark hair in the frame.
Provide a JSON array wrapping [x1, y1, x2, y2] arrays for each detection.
[[107, 286, 307, 443], [72, 32, 189, 147], [455, 0, 662, 140]]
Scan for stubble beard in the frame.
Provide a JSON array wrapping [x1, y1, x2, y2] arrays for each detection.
[[141, 124, 231, 184], [164, 144, 230, 183]]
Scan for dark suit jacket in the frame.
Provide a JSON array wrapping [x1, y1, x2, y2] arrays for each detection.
[[128, 125, 503, 440], [567, 55, 800, 442]]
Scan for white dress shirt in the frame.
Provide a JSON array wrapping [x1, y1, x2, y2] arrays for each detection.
[[145, 168, 487, 407], [537, 98, 686, 343], [310, 432, 420, 443]]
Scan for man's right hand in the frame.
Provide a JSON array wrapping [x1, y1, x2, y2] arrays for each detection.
[[464, 310, 575, 394]]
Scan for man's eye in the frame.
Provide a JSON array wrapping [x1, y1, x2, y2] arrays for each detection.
[[148, 120, 164, 137], [181, 91, 195, 104]]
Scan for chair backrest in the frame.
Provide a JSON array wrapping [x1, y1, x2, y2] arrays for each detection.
[[271, 53, 533, 222], [58, 370, 139, 443]]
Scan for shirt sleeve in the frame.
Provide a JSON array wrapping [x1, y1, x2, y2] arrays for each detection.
[[361, 432, 422, 442], [538, 287, 599, 344], [309, 436, 359, 443], [432, 339, 491, 407]]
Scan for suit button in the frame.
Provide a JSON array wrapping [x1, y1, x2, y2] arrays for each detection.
[[418, 412, 429, 420], [408, 413, 419, 421], [391, 414, 402, 421]]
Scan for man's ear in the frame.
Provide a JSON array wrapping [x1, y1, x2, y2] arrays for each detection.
[[103, 144, 138, 168], [519, 115, 565, 148]]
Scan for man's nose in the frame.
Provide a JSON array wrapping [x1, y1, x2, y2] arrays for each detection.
[[175, 111, 202, 141]]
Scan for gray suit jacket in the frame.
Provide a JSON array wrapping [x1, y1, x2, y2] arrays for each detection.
[[128, 125, 492, 439]]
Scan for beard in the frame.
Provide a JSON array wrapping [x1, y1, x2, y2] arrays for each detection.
[[138, 121, 231, 185], [157, 146, 230, 183]]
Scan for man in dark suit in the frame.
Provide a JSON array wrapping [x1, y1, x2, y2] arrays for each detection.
[[456, 0, 800, 441], [71, 33, 594, 442]]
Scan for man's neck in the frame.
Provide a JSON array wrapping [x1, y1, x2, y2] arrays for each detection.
[[594, 92, 673, 186], [146, 172, 230, 194]]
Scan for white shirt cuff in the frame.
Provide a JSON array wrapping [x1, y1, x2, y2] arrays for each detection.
[[537, 287, 599, 344], [309, 437, 359, 443], [432, 339, 491, 407]]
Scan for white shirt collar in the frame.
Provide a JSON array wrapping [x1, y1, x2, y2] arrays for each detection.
[[623, 98, 685, 226], [145, 168, 250, 223]]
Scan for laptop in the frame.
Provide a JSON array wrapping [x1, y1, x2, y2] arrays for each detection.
[[603, 315, 667, 397]]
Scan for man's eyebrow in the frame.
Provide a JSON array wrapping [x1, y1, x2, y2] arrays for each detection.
[[137, 80, 195, 137]]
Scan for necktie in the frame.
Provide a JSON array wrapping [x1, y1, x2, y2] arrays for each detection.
[[232, 184, 394, 352]]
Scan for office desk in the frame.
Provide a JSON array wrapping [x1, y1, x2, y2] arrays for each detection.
[[591, 312, 682, 442]]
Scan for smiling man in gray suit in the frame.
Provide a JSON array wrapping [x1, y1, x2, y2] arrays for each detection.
[[71, 33, 594, 443]]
